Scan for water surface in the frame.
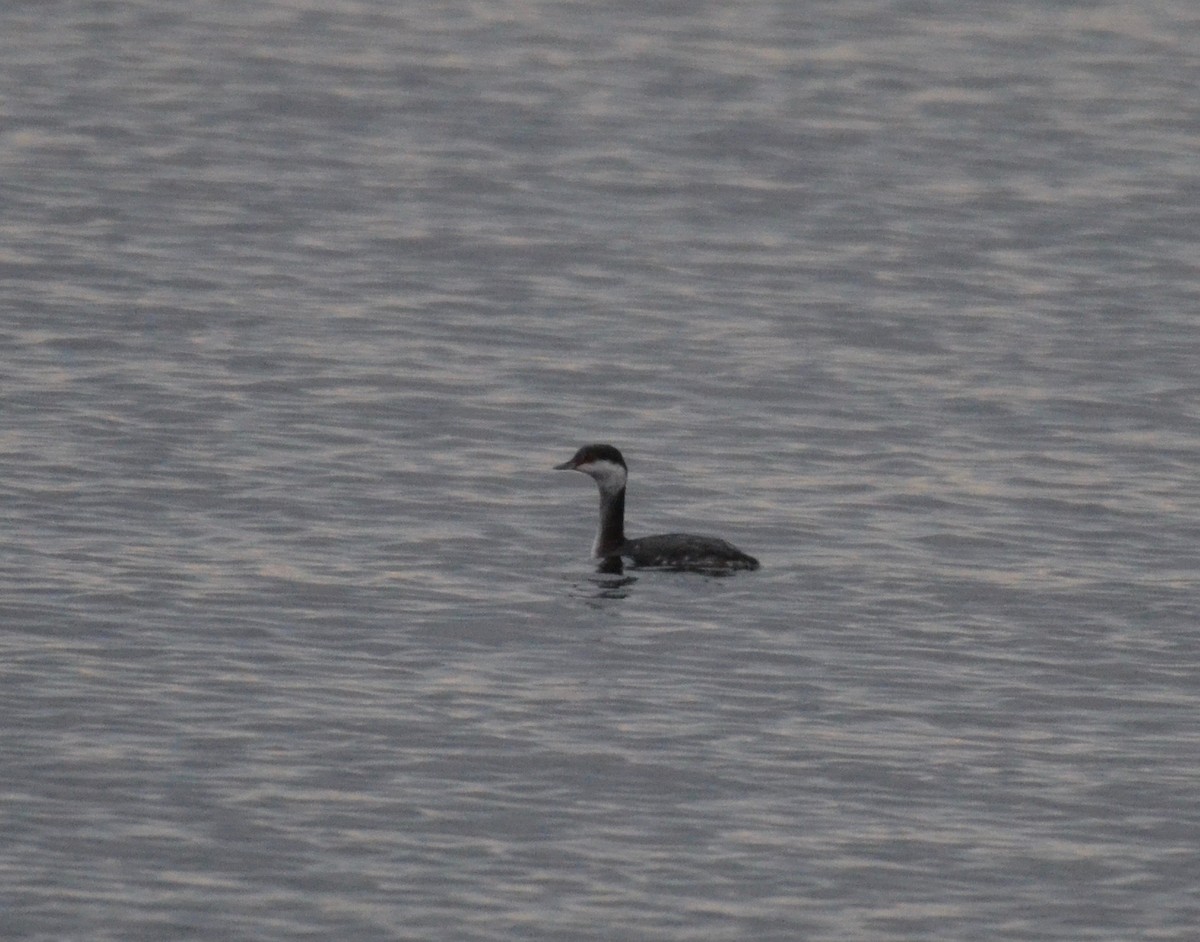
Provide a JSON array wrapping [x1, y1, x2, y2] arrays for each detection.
[[2, 2, 1198, 939]]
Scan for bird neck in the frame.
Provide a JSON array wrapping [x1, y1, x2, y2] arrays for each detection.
[[593, 486, 626, 557]]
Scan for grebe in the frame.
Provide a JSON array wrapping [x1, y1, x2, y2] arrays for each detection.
[[555, 444, 759, 571]]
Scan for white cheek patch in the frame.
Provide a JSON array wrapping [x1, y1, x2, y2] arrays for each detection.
[[578, 458, 627, 494]]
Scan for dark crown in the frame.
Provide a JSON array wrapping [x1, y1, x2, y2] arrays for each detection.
[[571, 443, 626, 468]]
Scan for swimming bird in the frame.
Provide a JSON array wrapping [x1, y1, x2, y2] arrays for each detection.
[[555, 443, 759, 571]]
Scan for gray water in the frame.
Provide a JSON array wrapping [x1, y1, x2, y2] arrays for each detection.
[[3, 2, 1199, 940]]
